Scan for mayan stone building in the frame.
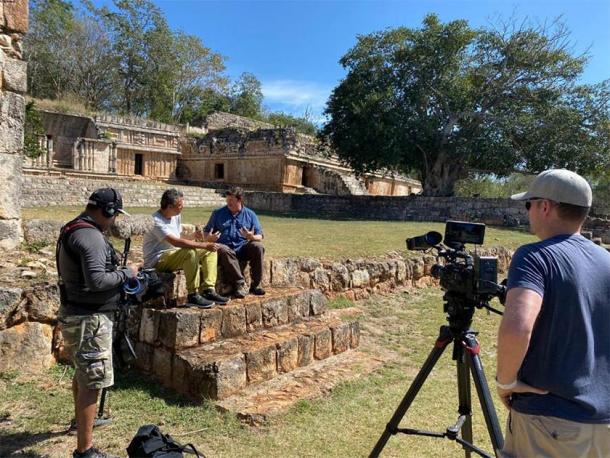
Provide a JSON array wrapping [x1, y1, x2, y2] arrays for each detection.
[[25, 110, 180, 179]]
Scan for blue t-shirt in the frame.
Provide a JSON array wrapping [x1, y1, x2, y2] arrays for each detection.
[[507, 234, 610, 423], [203, 206, 263, 253]]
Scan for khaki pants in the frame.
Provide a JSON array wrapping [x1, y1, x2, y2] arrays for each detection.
[[156, 248, 217, 294], [502, 410, 610, 458]]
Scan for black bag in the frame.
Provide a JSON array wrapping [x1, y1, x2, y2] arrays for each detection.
[[126, 424, 204, 458]]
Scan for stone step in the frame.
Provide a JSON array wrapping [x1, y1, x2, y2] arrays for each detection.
[[136, 310, 361, 401], [216, 349, 385, 425], [138, 288, 328, 350]]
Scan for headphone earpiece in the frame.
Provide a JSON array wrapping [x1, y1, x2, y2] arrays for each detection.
[[101, 188, 118, 218]]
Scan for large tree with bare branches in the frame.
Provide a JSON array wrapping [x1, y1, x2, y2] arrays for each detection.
[[321, 14, 610, 196]]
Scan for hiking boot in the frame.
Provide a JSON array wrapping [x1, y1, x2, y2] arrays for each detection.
[[249, 286, 266, 296], [187, 293, 214, 309], [233, 282, 249, 299], [67, 416, 113, 435], [202, 288, 230, 305], [73, 447, 119, 458]]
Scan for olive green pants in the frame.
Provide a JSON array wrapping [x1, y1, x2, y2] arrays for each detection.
[[156, 248, 217, 293]]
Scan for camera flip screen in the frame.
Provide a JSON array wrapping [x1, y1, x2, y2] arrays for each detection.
[[444, 221, 486, 245]]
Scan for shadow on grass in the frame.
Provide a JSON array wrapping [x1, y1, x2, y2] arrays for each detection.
[[0, 430, 66, 457]]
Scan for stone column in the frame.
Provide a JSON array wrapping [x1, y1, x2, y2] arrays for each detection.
[[0, 0, 28, 250]]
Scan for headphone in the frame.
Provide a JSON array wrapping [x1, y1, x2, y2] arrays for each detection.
[[90, 188, 120, 218]]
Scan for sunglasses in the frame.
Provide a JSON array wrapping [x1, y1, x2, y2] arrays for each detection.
[[525, 197, 550, 211]]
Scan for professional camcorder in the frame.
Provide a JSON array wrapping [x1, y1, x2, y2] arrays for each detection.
[[407, 221, 506, 325], [123, 269, 166, 304]]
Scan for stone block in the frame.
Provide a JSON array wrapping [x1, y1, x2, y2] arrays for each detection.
[[134, 342, 154, 373], [1, 0, 29, 33], [0, 92, 25, 154], [152, 347, 173, 385], [23, 219, 63, 246], [0, 219, 21, 250], [0, 287, 22, 330], [221, 306, 246, 337], [314, 328, 332, 360], [245, 344, 277, 384], [309, 290, 328, 316], [23, 284, 59, 323], [297, 334, 314, 367], [158, 310, 200, 349], [350, 321, 360, 348], [0, 153, 21, 220], [330, 262, 350, 291], [0, 322, 54, 373], [261, 297, 288, 327], [331, 323, 351, 354], [244, 300, 262, 332], [287, 291, 309, 322], [2, 56, 26, 93], [312, 267, 330, 291], [351, 269, 370, 288], [191, 354, 247, 400], [139, 308, 159, 345], [199, 308, 222, 343], [171, 354, 190, 392], [277, 337, 298, 373]]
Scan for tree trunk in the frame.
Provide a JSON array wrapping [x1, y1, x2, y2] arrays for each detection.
[[422, 153, 464, 196]]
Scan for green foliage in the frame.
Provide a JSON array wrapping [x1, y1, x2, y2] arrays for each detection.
[[23, 101, 46, 159], [454, 173, 535, 198], [267, 110, 318, 136], [230, 72, 264, 118], [321, 14, 610, 196]]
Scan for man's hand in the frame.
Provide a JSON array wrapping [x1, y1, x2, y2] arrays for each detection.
[[206, 231, 220, 242], [203, 242, 219, 252], [194, 226, 204, 241], [496, 381, 548, 409], [240, 227, 254, 241]]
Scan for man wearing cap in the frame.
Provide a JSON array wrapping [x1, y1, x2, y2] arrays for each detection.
[[57, 188, 135, 458], [143, 188, 229, 308], [496, 169, 610, 457], [204, 186, 265, 298]]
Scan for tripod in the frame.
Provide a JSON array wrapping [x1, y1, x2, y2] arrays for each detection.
[[370, 293, 504, 458]]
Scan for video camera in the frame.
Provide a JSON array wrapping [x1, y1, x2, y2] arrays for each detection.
[[406, 221, 506, 325], [123, 269, 166, 304]]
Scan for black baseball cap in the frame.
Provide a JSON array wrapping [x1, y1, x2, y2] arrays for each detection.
[[88, 187, 130, 216]]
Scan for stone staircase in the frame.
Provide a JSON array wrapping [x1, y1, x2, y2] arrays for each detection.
[[133, 287, 368, 422], [339, 174, 369, 195]]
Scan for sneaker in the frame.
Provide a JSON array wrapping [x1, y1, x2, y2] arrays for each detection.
[[249, 286, 266, 296], [67, 416, 113, 435], [187, 293, 214, 309], [202, 288, 230, 305], [73, 447, 119, 458], [234, 282, 249, 299]]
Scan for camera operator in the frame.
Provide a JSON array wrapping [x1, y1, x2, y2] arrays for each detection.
[[57, 188, 136, 458], [496, 169, 610, 457]]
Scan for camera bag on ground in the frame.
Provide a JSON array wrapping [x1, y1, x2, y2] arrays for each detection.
[[126, 424, 205, 457]]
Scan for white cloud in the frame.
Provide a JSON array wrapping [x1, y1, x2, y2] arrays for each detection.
[[262, 79, 332, 122]]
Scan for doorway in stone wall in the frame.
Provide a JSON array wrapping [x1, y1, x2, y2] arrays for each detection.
[[134, 154, 144, 175], [302, 165, 313, 188]]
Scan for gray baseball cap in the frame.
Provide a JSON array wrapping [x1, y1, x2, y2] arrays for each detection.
[[511, 169, 592, 207]]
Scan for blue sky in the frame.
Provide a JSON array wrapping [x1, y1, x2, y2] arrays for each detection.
[[106, 0, 610, 121]]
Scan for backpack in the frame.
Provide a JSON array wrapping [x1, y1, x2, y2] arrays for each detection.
[[126, 424, 205, 458]]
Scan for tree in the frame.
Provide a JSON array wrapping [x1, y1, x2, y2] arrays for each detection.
[[230, 72, 264, 118], [24, 102, 46, 159], [267, 110, 318, 136], [25, 0, 76, 99], [321, 15, 610, 196]]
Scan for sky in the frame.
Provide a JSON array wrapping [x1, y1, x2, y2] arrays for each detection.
[[100, 0, 610, 122]]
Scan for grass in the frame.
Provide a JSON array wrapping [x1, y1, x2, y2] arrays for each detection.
[[0, 287, 509, 457], [22, 206, 537, 258]]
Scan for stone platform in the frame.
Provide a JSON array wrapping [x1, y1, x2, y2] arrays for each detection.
[[133, 287, 365, 417]]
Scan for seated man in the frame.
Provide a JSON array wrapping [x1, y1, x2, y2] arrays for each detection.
[[143, 189, 228, 308], [204, 186, 265, 298]]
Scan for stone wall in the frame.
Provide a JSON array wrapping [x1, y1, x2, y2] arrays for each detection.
[[0, 0, 28, 250], [203, 111, 274, 132], [21, 174, 226, 208]]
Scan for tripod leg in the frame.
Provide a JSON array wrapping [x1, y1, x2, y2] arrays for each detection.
[[456, 355, 473, 458], [98, 387, 108, 419], [369, 326, 453, 458], [463, 333, 504, 457]]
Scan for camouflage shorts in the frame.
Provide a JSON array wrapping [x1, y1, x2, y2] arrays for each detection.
[[60, 313, 114, 390]]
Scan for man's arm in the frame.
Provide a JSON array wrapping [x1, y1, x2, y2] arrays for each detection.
[[164, 233, 218, 251], [496, 287, 547, 407]]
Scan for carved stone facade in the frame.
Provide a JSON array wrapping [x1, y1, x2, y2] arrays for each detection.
[[24, 110, 180, 179], [0, 0, 28, 250], [180, 126, 422, 196]]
